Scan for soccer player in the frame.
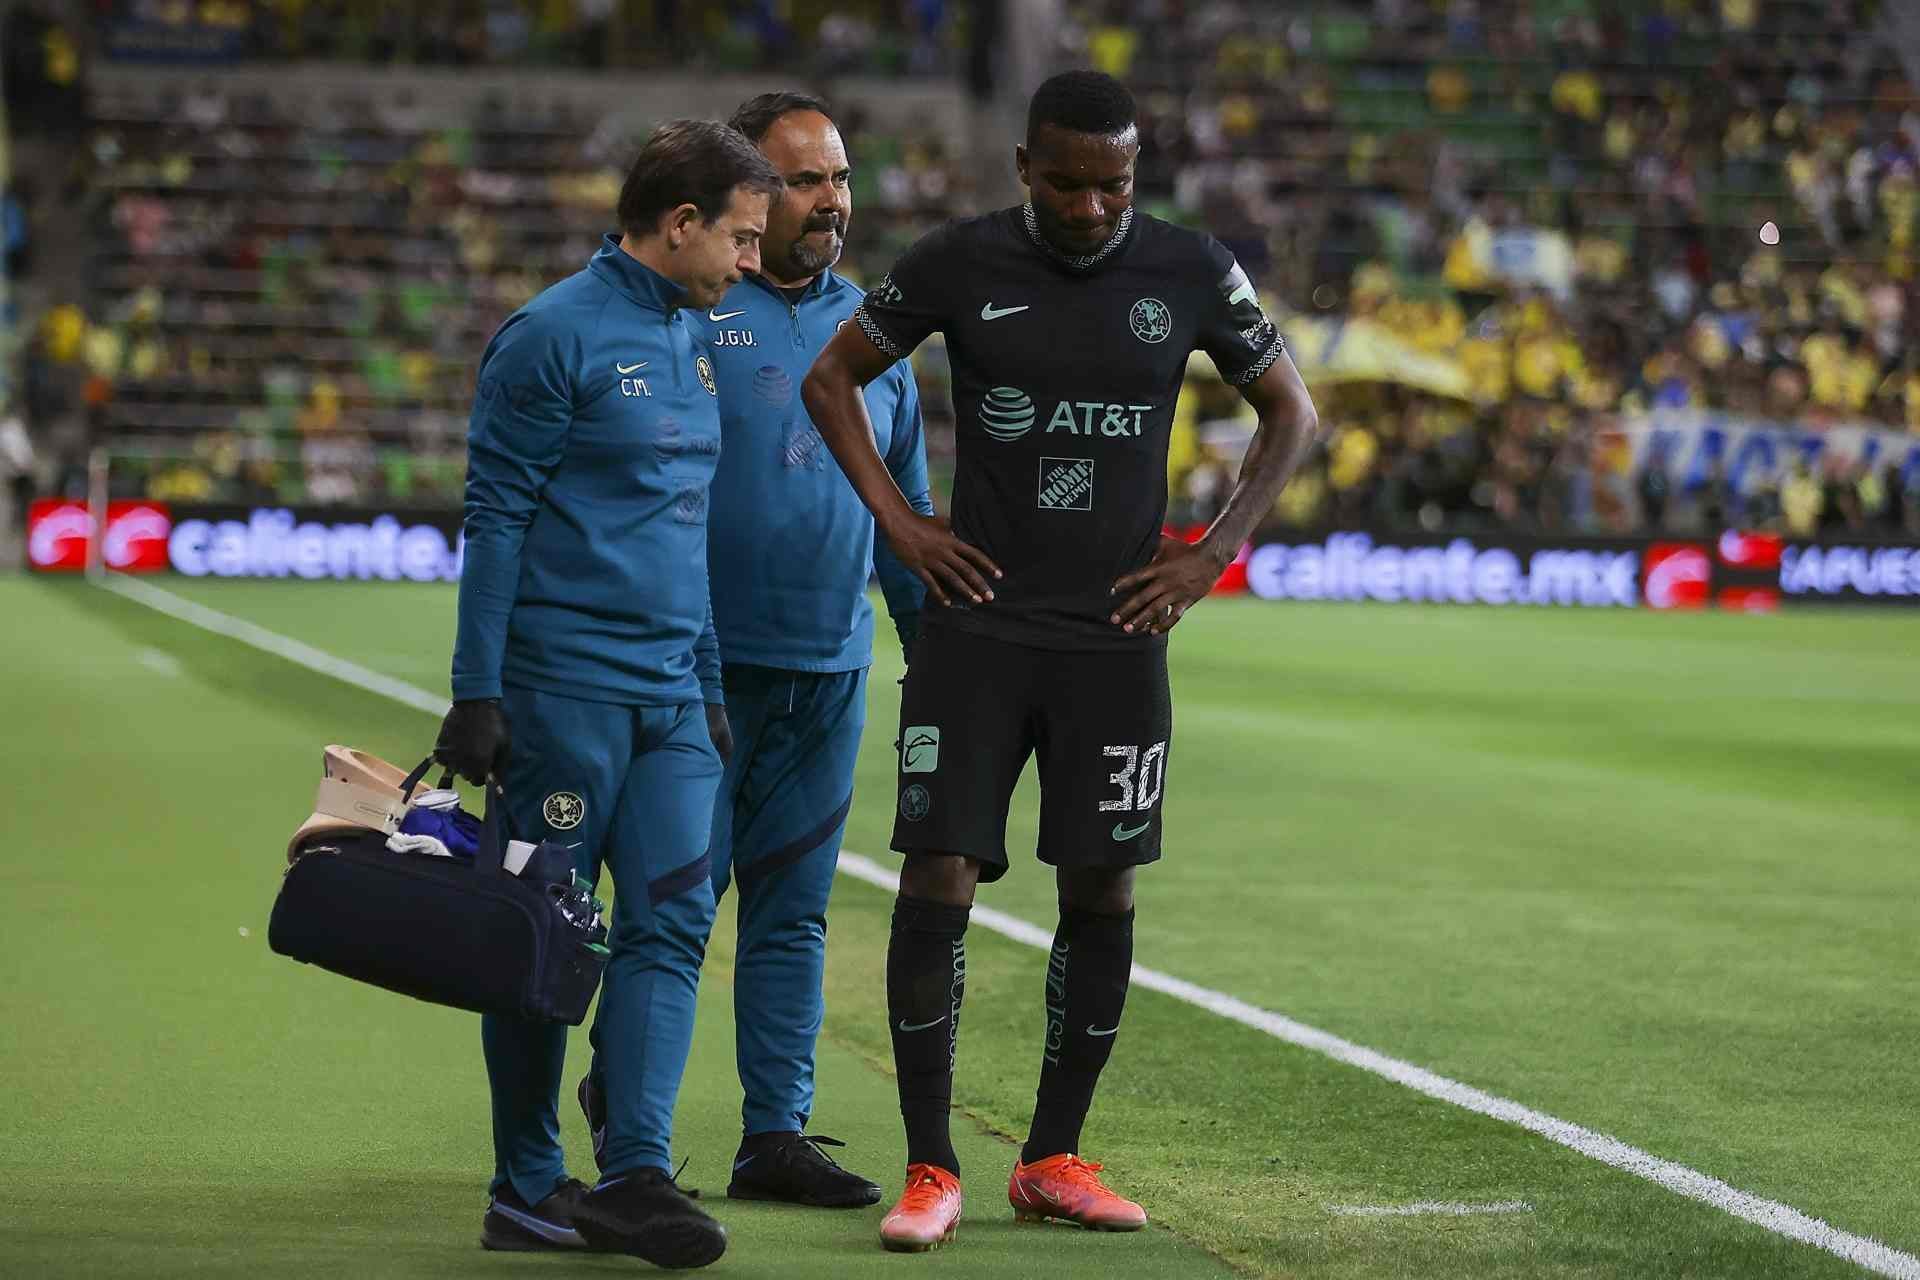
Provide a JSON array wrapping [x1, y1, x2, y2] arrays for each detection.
[[434, 120, 782, 1269], [801, 71, 1320, 1251], [689, 91, 930, 1207]]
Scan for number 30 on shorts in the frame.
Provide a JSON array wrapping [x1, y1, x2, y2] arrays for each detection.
[[1098, 741, 1166, 813]]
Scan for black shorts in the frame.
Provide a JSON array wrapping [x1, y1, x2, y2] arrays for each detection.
[[890, 622, 1171, 882]]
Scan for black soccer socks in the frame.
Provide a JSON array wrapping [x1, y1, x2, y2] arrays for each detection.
[[887, 894, 971, 1175], [1022, 906, 1135, 1163]]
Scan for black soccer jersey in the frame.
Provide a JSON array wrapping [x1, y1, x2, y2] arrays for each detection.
[[852, 204, 1283, 651]]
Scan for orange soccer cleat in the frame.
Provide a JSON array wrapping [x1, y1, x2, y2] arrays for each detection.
[[878, 1163, 964, 1252], [1008, 1154, 1148, 1231]]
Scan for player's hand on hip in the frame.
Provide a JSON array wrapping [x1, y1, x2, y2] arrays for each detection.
[[1110, 535, 1228, 635], [704, 702, 734, 765], [879, 511, 1002, 608], [435, 698, 511, 785]]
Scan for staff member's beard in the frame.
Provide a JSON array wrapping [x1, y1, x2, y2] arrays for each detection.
[[788, 215, 844, 275]]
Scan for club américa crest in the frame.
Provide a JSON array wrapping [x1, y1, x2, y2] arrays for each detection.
[[1129, 297, 1172, 344], [543, 791, 585, 830]]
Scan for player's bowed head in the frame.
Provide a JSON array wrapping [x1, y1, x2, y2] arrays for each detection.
[[1017, 69, 1141, 261], [615, 119, 786, 313]]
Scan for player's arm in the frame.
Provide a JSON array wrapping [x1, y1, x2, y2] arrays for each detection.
[[1112, 353, 1317, 633], [440, 315, 576, 782], [872, 366, 934, 655], [802, 249, 1001, 606], [1212, 351, 1319, 551], [1113, 247, 1319, 635]]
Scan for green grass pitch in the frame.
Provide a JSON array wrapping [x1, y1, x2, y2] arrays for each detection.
[[3, 575, 1916, 1278]]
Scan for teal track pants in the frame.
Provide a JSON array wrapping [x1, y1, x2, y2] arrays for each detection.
[[483, 684, 721, 1202], [709, 664, 866, 1137]]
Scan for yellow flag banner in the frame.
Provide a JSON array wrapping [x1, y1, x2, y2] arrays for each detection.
[[1273, 316, 1474, 400]]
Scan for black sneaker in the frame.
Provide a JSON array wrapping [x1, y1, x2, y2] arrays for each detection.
[[479, 1177, 588, 1251], [574, 1168, 727, 1268], [728, 1133, 884, 1208], [577, 1073, 607, 1173]]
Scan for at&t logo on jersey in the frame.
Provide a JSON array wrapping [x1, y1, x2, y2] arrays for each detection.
[[979, 386, 1155, 441], [980, 386, 1036, 440], [1045, 400, 1154, 437], [751, 366, 794, 406]]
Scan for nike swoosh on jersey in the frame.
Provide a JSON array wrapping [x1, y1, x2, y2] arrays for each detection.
[[896, 1015, 949, 1033], [1087, 1024, 1120, 1037], [709, 309, 748, 322], [615, 361, 649, 374], [1111, 821, 1151, 841], [979, 302, 1031, 320]]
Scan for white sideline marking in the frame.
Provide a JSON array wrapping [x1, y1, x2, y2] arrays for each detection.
[[837, 858, 1915, 1279], [102, 575, 452, 717], [135, 647, 183, 677], [1330, 1200, 1533, 1218], [99, 573, 1920, 1280]]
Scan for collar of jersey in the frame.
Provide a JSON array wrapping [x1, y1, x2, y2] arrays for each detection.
[[1020, 203, 1135, 272], [740, 266, 848, 308], [589, 233, 691, 314]]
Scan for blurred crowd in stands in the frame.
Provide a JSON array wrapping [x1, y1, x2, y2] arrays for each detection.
[[21, 75, 970, 507], [10, 0, 1920, 539], [92, 0, 957, 75], [1073, 0, 1920, 536]]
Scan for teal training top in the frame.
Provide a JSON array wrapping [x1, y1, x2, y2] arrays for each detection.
[[701, 267, 931, 672], [453, 234, 724, 706]]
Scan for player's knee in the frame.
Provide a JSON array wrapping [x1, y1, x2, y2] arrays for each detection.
[[898, 852, 982, 906], [1057, 866, 1135, 914]]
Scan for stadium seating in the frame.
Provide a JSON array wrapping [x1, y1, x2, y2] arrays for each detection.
[[73, 76, 970, 505], [91, 0, 957, 75], [39, 0, 1920, 535]]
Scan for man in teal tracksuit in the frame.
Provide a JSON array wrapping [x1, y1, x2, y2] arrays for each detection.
[[698, 93, 931, 1208], [435, 121, 782, 1270]]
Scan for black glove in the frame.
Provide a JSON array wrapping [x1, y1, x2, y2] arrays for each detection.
[[435, 698, 510, 785]]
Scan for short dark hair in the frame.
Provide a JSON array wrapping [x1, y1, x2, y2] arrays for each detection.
[[728, 91, 834, 143], [617, 119, 785, 238], [1027, 70, 1137, 143]]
